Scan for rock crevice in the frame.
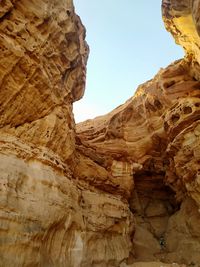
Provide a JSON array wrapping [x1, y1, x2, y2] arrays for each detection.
[[1, 0, 200, 266]]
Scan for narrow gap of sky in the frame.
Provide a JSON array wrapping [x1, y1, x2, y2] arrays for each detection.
[[73, 0, 184, 123]]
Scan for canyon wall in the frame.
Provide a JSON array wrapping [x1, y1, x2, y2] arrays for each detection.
[[0, 1, 133, 266], [0, 0, 200, 266]]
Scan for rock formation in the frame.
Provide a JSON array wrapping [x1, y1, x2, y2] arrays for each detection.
[[0, 0, 200, 266], [0, 1, 133, 266]]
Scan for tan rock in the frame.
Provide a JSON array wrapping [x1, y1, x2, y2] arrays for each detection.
[[162, 0, 200, 80], [164, 198, 200, 265], [0, 0, 133, 266], [1, 0, 200, 266], [124, 263, 185, 267]]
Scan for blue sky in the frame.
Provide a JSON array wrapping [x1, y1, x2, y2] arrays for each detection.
[[73, 1, 184, 122]]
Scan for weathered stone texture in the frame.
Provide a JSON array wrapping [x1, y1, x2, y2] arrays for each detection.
[[1, 0, 200, 266], [0, 1, 133, 267]]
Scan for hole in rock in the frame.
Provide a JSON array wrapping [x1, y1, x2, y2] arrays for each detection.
[[164, 121, 169, 131], [183, 106, 192, 114], [195, 102, 200, 108], [171, 113, 180, 123], [164, 80, 176, 88], [154, 99, 163, 110], [66, 10, 71, 16], [129, 170, 180, 262]]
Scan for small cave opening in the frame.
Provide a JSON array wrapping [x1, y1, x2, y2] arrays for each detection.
[[129, 170, 180, 263]]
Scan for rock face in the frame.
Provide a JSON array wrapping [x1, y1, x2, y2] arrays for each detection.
[[0, 1, 133, 267], [162, 0, 200, 80], [1, 0, 200, 267], [77, 59, 200, 266]]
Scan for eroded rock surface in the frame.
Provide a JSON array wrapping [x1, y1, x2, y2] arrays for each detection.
[[77, 59, 200, 266], [76, 0, 200, 265], [162, 0, 200, 80], [1, 0, 200, 266], [0, 1, 133, 267]]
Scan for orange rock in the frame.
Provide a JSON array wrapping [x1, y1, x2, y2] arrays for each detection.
[[1, 0, 200, 266]]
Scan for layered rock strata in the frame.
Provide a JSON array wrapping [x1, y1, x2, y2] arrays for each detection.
[[76, 0, 200, 265], [1, 0, 200, 267], [0, 1, 133, 267], [77, 58, 200, 266]]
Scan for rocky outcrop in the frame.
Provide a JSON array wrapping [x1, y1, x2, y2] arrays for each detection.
[[0, 1, 133, 267], [77, 58, 200, 266], [76, 0, 200, 265], [1, 0, 200, 266], [162, 0, 200, 80], [162, 0, 200, 209]]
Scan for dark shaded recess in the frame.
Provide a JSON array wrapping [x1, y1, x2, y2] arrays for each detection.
[[132, 170, 180, 212], [0, 8, 12, 23]]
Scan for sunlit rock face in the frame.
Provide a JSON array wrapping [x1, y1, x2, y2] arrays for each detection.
[[0, 0, 88, 161], [162, 0, 200, 80], [76, 0, 200, 264], [77, 59, 200, 266], [162, 0, 200, 211], [1, 0, 200, 266], [0, 1, 134, 267]]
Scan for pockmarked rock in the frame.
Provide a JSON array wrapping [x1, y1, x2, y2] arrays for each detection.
[[1, 0, 200, 266], [0, 1, 133, 266]]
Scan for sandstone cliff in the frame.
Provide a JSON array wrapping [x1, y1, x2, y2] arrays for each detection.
[[0, 0, 200, 266], [0, 1, 133, 266]]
